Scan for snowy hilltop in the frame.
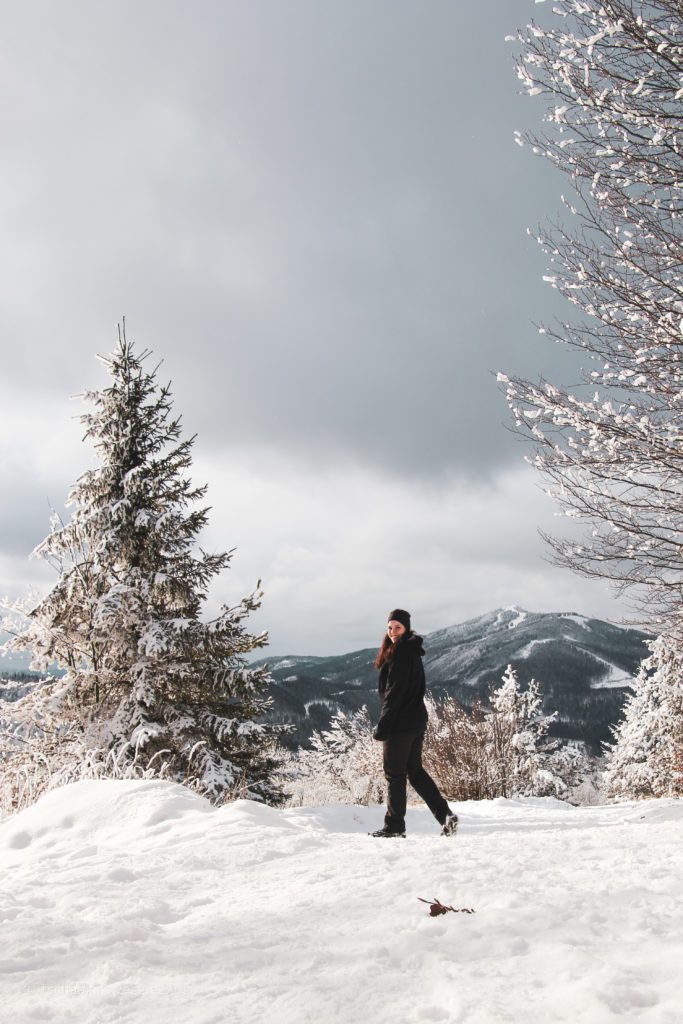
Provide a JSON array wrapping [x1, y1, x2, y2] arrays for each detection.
[[1, 778, 681, 1024]]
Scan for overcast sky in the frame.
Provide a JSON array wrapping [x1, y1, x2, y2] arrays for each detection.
[[1, 0, 631, 655]]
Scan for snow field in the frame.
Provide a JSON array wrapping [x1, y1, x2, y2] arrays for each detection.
[[0, 780, 681, 1024]]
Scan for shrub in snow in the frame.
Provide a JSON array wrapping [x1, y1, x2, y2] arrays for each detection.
[[1, 333, 282, 814], [422, 695, 491, 801], [603, 636, 683, 800], [281, 707, 384, 807], [424, 666, 581, 801], [282, 667, 588, 807], [568, 772, 606, 808]]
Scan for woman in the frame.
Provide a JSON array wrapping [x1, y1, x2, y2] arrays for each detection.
[[370, 608, 458, 838]]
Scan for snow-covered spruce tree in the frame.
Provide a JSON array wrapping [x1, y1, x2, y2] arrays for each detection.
[[2, 335, 281, 806], [500, 2, 683, 642], [485, 665, 565, 798], [604, 635, 683, 798]]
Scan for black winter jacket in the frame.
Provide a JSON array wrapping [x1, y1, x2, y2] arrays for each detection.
[[374, 632, 429, 740]]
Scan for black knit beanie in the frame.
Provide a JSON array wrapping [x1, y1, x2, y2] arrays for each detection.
[[387, 608, 411, 632]]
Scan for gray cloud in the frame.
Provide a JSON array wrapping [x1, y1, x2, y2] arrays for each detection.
[[2, 0, 575, 480], [1, 2, 629, 652]]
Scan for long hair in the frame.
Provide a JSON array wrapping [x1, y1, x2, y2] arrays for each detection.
[[375, 630, 412, 669], [374, 633, 394, 670]]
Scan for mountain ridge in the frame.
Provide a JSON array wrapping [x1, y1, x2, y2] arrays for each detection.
[[255, 606, 650, 752]]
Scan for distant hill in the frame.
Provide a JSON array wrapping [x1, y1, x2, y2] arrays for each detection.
[[255, 607, 650, 753]]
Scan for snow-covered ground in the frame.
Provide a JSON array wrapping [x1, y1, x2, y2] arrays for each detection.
[[1, 781, 681, 1024]]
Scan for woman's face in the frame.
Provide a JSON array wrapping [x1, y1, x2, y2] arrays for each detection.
[[387, 620, 406, 643]]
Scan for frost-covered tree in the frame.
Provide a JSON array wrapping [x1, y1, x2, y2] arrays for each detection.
[[2, 334, 281, 808], [501, 2, 683, 642], [603, 635, 683, 798], [486, 665, 563, 798], [281, 707, 383, 806]]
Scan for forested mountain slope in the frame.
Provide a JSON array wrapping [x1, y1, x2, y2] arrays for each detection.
[[257, 608, 649, 752]]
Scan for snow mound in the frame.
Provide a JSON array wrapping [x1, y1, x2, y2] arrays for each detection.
[[1, 781, 682, 1024], [0, 779, 213, 859]]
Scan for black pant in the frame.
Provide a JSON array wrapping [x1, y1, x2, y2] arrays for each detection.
[[382, 731, 449, 833]]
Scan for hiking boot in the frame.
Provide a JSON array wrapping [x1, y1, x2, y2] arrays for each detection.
[[369, 826, 406, 838], [441, 813, 458, 837]]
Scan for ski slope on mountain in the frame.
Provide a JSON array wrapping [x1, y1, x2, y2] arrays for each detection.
[[1, 780, 681, 1024]]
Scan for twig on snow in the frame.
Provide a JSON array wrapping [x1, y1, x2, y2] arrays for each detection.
[[418, 897, 475, 917]]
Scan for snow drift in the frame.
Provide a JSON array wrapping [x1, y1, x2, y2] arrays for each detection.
[[1, 780, 681, 1024]]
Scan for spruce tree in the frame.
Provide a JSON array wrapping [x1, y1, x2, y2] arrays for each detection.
[[604, 636, 683, 799], [5, 331, 281, 805], [487, 666, 559, 799]]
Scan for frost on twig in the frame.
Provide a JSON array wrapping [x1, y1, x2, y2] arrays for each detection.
[[500, 2, 683, 645]]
